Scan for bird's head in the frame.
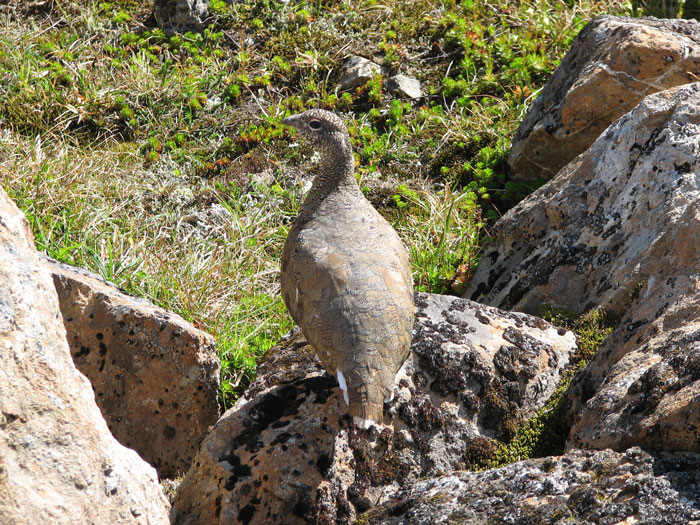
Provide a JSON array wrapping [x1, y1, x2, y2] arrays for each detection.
[[281, 109, 352, 155]]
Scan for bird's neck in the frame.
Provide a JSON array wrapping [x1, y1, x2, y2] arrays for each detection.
[[307, 148, 358, 202]]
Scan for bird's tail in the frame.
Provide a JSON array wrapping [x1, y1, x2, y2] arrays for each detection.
[[348, 383, 384, 429]]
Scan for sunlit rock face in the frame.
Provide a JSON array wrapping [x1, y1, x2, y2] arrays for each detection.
[[508, 15, 700, 184], [172, 292, 576, 524]]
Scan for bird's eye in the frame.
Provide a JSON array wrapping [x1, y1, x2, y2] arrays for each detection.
[[308, 119, 322, 130]]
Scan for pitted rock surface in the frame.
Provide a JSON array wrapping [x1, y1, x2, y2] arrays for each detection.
[[566, 197, 700, 452], [360, 447, 700, 524], [465, 81, 700, 453], [467, 82, 700, 318], [0, 188, 170, 524], [47, 257, 220, 478], [172, 292, 576, 524], [509, 15, 700, 182]]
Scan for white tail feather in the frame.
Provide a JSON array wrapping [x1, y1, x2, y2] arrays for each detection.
[[353, 416, 374, 429], [336, 369, 350, 405]]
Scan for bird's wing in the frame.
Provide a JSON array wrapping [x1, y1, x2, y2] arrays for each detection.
[[280, 210, 413, 382]]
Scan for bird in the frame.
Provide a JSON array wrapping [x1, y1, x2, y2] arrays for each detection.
[[279, 109, 414, 429]]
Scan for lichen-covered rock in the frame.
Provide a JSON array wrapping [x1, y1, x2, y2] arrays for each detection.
[[509, 15, 700, 183], [465, 81, 700, 454], [0, 188, 170, 524], [466, 82, 700, 318], [566, 198, 700, 452], [153, 0, 209, 35], [171, 292, 576, 524], [46, 257, 220, 478], [360, 447, 700, 524], [339, 55, 386, 90]]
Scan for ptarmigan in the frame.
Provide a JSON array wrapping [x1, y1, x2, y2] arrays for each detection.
[[280, 109, 414, 429]]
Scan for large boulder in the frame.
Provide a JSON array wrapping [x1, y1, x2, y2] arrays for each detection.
[[361, 447, 700, 524], [0, 188, 170, 523], [566, 198, 700, 452], [509, 15, 700, 183], [466, 82, 700, 317], [172, 292, 577, 524], [465, 82, 700, 453], [47, 257, 220, 478]]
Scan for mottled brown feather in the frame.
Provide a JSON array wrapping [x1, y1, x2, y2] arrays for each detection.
[[280, 109, 414, 427]]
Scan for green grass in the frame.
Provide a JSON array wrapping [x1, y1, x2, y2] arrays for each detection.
[[0, 0, 633, 408]]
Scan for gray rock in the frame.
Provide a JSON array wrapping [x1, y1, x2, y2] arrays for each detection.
[[172, 292, 577, 524], [466, 82, 700, 318], [153, 0, 209, 34], [509, 15, 700, 182], [465, 81, 700, 454], [0, 188, 170, 524], [339, 55, 385, 90], [47, 256, 220, 479], [361, 447, 700, 524], [566, 196, 700, 452], [387, 74, 423, 99]]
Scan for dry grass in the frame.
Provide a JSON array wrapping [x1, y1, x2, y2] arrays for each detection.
[[0, 128, 296, 407]]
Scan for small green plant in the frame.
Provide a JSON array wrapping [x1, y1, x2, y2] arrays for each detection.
[[209, 0, 232, 15], [394, 184, 483, 294], [476, 307, 619, 469], [632, 0, 682, 17], [363, 75, 383, 104]]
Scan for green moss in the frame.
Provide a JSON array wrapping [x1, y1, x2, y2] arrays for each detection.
[[463, 436, 498, 470], [475, 307, 619, 470], [480, 383, 519, 443]]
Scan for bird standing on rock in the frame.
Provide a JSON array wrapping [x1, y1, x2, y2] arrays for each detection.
[[280, 109, 414, 429]]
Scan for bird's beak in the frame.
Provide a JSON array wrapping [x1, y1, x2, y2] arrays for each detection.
[[281, 116, 295, 127]]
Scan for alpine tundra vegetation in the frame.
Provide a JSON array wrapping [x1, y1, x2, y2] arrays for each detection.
[[1, 0, 687, 469]]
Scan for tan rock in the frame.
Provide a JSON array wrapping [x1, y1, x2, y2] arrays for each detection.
[[46, 257, 220, 479], [172, 292, 577, 524], [339, 56, 386, 90], [566, 198, 700, 452], [0, 188, 170, 523], [387, 74, 423, 99], [466, 83, 700, 318], [509, 16, 700, 182]]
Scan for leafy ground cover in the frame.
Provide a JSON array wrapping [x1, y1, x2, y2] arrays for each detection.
[[0, 0, 636, 415]]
